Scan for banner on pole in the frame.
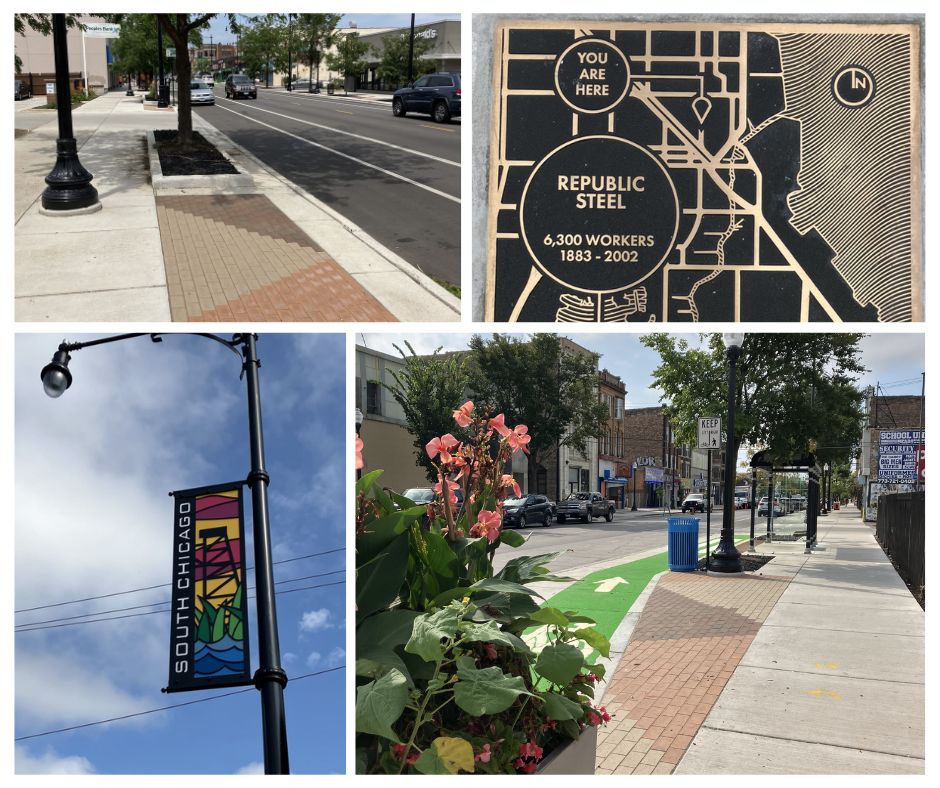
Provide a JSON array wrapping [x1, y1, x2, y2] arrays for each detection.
[[167, 482, 251, 693]]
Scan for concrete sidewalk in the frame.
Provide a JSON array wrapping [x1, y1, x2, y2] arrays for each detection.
[[594, 506, 924, 775], [15, 90, 458, 321]]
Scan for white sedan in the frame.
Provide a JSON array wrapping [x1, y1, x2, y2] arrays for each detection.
[[189, 81, 215, 105]]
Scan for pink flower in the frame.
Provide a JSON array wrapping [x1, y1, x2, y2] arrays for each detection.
[[488, 413, 512, 438], [540, 720, 557, 732], [507, 424, 531, 454], [483, 642, 497, 660], [355, 436, 364, 469], [500, 474, 521, 497], [587, 672, 599, 684], [426, 433, 460, 461], [474, 743, 492, 764], [586, 710, 602, 726], [391, 743, 417, 763], [434, 476, 460, 506], [470, 509, 502, 542], [453, 400, 475, 428], [519, 741, 543, 760]]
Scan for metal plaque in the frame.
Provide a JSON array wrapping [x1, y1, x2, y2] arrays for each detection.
[[484, 20, 922, 323]]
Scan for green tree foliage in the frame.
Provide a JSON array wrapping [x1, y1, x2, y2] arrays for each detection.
[[294, 13, 341, 91], [14, 13, 83, 72], [326, 31, 371, 85], [640, 333, 867, 466], [380, 343, 471, 482], [467, 334, 608, 493], [373, 25, 436, 87], [238, 14, 288, 86], [110, 15, 202, 82]]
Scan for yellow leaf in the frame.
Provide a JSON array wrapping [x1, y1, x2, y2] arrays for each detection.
[[432, 737, 475, 774]]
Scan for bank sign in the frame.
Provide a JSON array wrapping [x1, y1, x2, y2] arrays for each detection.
[[167, 482, 251, 692], [876, 430, 925, 483]]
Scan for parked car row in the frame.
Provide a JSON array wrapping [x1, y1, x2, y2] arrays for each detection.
[[392, 72, 461, 123]]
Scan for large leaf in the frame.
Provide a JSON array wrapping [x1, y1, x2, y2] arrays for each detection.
[[574, 626, 610, 658], [414, 737, 475, 775], [357, 609, 421, 684], [356, 469, 384, 497], [469, 577, 544, 598], [356, 532, 409, 624], [498, 528, 526, 547], [197, 598, 217, 643], [418, 529, 460, 585], [535, 641, 584, 686], [405, 605, 462, 663], [543, 691, 586, 721], [458, 620, 533, 656], [357, 506, 426, 563], [525, 607, 573, 627], [470, 592, 540, 623], [453, 656, 535, 715], [494, 552, 573, 584], [355, 668, 408, 741]]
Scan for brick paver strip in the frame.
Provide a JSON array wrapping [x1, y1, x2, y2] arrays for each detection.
[[596, 571, 790, 774], [156, 194, 396, 321]]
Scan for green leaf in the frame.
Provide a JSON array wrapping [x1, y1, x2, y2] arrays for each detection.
[[197, 598, 217, 643], [470, 592, 540, 623], [211, 602, 227, 643], [543, 691, 586, 721], [356, 532, 409, 624], [414, 737, 475, 775], [495, 552, 573, 584], [535, 641, 585, 686], [419, 529, 460, 583], [498, 528, 526, 547], [356, 610, 421, 684], [560, 718, 581, 740], [405, 605, 462, 663], [356, 468, 384, 497], [573, 626, 610, 658], [458, 620, 533, 655], [526, 607, 572, 627], [357, 507, 426, 564], [469, 577, 543, 598], [453, 656, 535, 715], [355, 668, 409, 740]]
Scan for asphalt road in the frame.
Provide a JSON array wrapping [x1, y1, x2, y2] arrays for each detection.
[[492, 508, 768, 576], [194, 87, 461, 286]]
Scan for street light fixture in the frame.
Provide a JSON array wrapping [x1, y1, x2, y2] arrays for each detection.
[[40, 333, 290, 774], [710, 333, 744, 573]]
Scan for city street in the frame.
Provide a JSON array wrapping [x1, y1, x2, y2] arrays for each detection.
[[195, 88, 461, 287]]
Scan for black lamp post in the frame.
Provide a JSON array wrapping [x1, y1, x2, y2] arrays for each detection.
[[631, 461, 638, 511], [710, 332, 744, 574], [41, 14, 100, 213], [40, 333, 290, 775], [287, 14, 295, 91], [156, 17, 168, 107], [821, 462, 830, 515], [126, 72, 134, 96]]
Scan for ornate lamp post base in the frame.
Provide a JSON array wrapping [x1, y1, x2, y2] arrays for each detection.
[[41, 137, 100, 213]]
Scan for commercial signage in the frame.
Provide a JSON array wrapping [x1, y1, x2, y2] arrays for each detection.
[[876, 430, 925, 483], [82, 22, 121, 38], [698, 417, 721, 449], [645, 467, 664, 483], [167, 482, 250, 693]]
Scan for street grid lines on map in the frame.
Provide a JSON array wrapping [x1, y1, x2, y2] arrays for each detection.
[[484, 21, 921, 323]]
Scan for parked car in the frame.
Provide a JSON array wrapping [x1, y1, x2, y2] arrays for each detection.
[[392, 72, 461, 123], [14, 79, 31, 100], [681, 493, 707, 513], [757, 497, 784, 517], [556, 492, 614, 523], [502, 494, 552, 528], [225, 73, 257, 99], [196, 74, 214, 88], [400, 487, 435, 506], [733, 492, 750, 509], [189, 81, 215, 105]]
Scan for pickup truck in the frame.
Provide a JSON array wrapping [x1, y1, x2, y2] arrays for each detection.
[[556, 492, 615, 523]]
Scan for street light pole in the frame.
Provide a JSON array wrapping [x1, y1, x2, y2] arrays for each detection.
[[40, 333, 290, 774], [41, 14, 100, 213], [156, 17, 168, 107], [287, 14, 294, 91], [711, 333, 744, 574]]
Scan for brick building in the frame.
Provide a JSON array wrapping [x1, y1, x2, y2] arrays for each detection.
[[597, 370, 628, 507], [622, 407, 700, 508]]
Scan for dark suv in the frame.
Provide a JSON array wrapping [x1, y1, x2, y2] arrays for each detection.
[[225, 74, 257, 99], [502, 494, 552, 528], [14, 79, 31, 100], [392, 72, 460, 123]]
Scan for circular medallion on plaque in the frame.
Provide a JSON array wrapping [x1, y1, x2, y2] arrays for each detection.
[[554, 38, 631, 114], [520, 136, 678, 293]]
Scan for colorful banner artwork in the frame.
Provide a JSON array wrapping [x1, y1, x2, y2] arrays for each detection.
[[167, 482, 251, 692]]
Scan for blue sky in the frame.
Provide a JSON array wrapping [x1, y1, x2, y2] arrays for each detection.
[[204, 13, 460, 43], [15, 333, 346, 775]]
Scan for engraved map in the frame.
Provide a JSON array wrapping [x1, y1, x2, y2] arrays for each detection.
[[485, 22, 921, 322]]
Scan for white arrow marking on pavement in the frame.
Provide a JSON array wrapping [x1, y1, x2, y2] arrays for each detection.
[[594, 577, 629, 593]]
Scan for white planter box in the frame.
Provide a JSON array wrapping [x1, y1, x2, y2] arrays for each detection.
[[537, 725, 598, 775]]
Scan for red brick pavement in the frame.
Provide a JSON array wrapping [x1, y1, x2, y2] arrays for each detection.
[[595, 571, 790, 774], [155, 194, 396, 321]]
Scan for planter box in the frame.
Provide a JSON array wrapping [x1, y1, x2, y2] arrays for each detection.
[[537, 725, 598, 775]]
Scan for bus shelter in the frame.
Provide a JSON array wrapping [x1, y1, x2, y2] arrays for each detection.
[[749, 451, 820, 549]]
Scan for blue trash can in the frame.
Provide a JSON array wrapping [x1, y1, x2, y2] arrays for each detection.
[[668, 516, 700, 571]]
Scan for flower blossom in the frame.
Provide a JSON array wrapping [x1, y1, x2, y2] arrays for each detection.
[[474, 743, 492, 764], [434, 476, 460, 506], [499, 474, 521, 498], [507, 424, 531, 454], [482, 642, 497, 660], [518, 741, 543, 760], [488, 413, 512, 438], [355, 436, 364, 469], [453, 400, 475, 428], [426, 433, 460, 463], [470, 509, 502, 543], [391, 743, 419, 765]]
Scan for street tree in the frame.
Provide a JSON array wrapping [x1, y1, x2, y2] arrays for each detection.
[[325, 31, 370, 90], [238, 15, 288, 87], [373, 25, 436, 88], [14, 14, 83, 73], [467, 334, 608, 497], [111, 15, 202, 88], [294, 13, 341, 92], [379, 342, 470, 482], [641, 333, 867, 468]]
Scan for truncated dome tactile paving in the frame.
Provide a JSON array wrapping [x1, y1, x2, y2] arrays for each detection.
[[484, 20, 922, 323]]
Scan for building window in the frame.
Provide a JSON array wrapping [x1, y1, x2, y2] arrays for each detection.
[[366, 380, 382, 415], [615, 398, 623, 419]]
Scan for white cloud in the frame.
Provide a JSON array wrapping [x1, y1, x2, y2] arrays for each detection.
[[235, 761, 265, 774], [306, 651, 322, 668], [15, 745, 96, 774], [299, 608, 333, 632], [326, 647, 345, 668]]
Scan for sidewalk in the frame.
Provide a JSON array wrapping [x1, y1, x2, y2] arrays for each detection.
[[15, 90, 458, 321], [593, 506, 924, 775]]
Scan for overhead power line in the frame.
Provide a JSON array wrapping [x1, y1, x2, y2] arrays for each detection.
[[14, 665, 345, 742], [14, 546, 345, 614]]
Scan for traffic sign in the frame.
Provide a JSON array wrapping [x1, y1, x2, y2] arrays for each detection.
[[698, 417, 721, 449]]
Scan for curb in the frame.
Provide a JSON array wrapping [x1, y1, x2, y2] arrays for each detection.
[[189, 112, 461, 320], [146, 130, 254, 192]]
